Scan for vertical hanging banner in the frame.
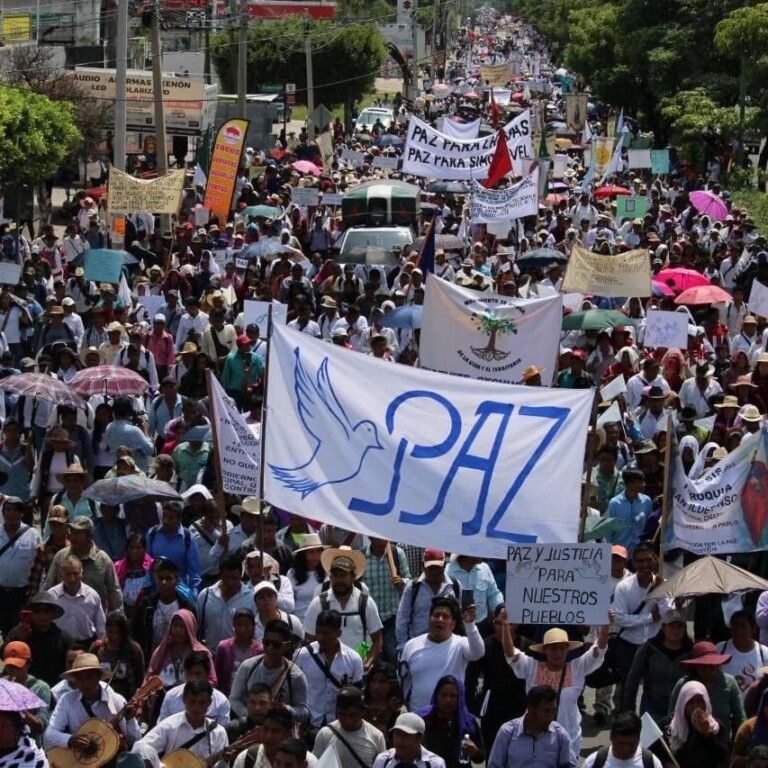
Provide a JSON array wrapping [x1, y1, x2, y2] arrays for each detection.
[[203, 118, 250, 224], [593, 137, 615, 179], [420, 275, 562, 385], [565, 94, 588, 133]]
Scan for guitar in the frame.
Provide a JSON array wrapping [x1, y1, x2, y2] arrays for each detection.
[[163, 724, 264, 768], [48, 676, 164, 768]]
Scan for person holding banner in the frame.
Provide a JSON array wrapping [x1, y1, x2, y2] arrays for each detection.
[[500, 612, 610, 756]]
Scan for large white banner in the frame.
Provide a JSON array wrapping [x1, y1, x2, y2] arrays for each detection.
[[263, 325, 592, 555], [440, 118, 481, 140], [209, 377, 261, 496], [420, 276, 561, 385], [667, 427, 768, 555], [402, 112, 533, 179], [469, 170, 539, 223]]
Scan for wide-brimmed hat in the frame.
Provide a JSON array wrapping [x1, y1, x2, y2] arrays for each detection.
[[321, 545, 366, 579], [742, 405, 763, 423], [55, 463, 88, 484], [293, 533, 325, 554], [62, 653, 109, 679], [45, 427, 75, 447], [715, 395, 740, 410], [647, 385, 666, 400], [529, 628, 584, 654], [28, 591, 64, 618], [106, 321, 124, 333], [695, 362, 715, 379], [521, 365, 545, 381], [730, 375, 757, 390], [680, 641, 731, 666], [634, 439, 659, 455], [320, 297, 338, 310], [757, 352, 768, 365], [176, 342, 198, 357]]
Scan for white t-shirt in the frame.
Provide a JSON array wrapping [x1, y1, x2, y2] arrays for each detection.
[[716, 639, 768, 695], [583, 746, 663, 768], [152, 599, 179, 647], [304, 587, 383, 651]]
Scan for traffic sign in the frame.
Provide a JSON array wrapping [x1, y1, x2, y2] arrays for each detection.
[[308, 104, 332, 131]]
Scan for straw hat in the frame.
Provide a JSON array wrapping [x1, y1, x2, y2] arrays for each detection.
[[55, 463, 88, 484], [521, 365, 545, 382], [741, 405, 763, 423], [62, 653, 109, 679], [715, 395, 740, 410], [293, 532, 325, 555], [45, 427, 75, 447], [529, 628, 584, 653], [321, 545, 366, 579]]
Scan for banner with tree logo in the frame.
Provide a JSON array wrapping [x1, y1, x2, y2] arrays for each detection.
[[419, 275, 562, 385]]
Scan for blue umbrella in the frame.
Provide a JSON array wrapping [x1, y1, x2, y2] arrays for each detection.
[[516, 248, 568, 270], [69, 248, 140, 269], [380, 305, 423, 329]]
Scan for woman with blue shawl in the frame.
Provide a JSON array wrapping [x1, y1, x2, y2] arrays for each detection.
[[417, 675, 485, 768], [732, 687, 768, 767]]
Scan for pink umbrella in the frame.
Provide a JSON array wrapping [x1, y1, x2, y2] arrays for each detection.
[[657, 268, 711, 292], [291, 160, 321, 177], [689, 190, 728, 222], [675, 284, 732, 305], [69, 366, 149, 398], [0, 373, 86, 408], [0, 679, 45, 711]]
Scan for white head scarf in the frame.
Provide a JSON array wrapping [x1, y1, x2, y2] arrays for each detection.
[[669, 680, 718, 751], [679, 435, 700, 476], [689, 441, 719, 481]]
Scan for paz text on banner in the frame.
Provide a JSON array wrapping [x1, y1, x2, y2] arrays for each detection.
[[469, 171, 539, 223], [107, 167, 185, 214], [666, 425, 768, 555], [402, 113, 533, 179], [263, 325, 593, 556], [561, 244, 652, 298], [420, 275, 561, 384], [209, 376, 261, 496], [506, 543, 612, 625], [204, 118, 250, 225]]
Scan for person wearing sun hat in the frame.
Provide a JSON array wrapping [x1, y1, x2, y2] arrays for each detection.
[[2, 640, 52, 739], [669, 641, 745, 739], [520, 364, 546, 386], [304, 546, 384, 667], [44, 652, 141, 751], [500, 611, 610, 756]]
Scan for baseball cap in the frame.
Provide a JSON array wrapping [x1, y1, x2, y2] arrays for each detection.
[[68, 516, 94, 533], [662, 610, 687, 625], [610, 545, 628, 560], [3, 641, 31, 668], [390, 713, 425, 735], [253, 581, 278, 597], [423, 549, 446, 568]]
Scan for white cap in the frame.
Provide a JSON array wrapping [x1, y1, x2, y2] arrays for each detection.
[[390, 713, 425, 735], [153, 313, 166, 323], [252, 580, 278, 597]]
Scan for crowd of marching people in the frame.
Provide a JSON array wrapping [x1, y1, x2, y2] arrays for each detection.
[[0, 6, 768, 768]]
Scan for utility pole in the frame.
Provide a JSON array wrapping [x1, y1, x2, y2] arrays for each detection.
[[150, 0, 168, 175], [114, 0, 128, 170], [410, 0, 419, 101], [237, 0, 247, 116], [305, 14, 315, 141]]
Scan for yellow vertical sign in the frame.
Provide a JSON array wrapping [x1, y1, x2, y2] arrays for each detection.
[[203, 119, 249, 224]]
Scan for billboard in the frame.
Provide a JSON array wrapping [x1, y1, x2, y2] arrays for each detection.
[[70, 68, 218, 136]]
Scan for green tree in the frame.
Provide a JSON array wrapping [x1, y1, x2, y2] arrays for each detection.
[[471, 311, 518, 361], [0, 85, 80, 228], [211, 19, 388, 112]]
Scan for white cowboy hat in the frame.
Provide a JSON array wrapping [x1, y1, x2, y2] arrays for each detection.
[[320, 545, 366, 579]]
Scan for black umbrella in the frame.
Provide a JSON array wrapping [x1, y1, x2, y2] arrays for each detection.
[[516, 248, 568, 270], [426, 181, 469, 194]]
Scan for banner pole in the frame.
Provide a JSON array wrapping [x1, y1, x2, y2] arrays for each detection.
[[205, 368, 228, 531], [257, 306, 274, 547], [579, 392, 599, 542], [658, 412, 674, 579]]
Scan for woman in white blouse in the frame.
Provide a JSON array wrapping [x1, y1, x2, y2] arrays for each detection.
[[286, 532, 326, 622], [500, 611, 610, 756]]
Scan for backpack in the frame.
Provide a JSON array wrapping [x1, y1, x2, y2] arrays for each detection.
[[591, 746, 655, 768], [319, 590, 369, 640], [406, 577, 461, 637], [52, 491, 98, 519]]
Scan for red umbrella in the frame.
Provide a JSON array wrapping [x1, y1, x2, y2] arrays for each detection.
[[68, 366, 149, 398], [291, 160, 321, 177], [657, 268, 711, 292], [675, 284, 732, 305], [594, 185, 631, 199], [544, 193, 568, 206]]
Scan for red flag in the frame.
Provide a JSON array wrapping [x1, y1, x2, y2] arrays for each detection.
[[490, 89, 500, 129], [482, 129, 512, 189]]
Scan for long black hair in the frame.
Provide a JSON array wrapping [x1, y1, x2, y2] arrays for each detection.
[[292, 549, 326, 586], [91, 402, 113, 453]]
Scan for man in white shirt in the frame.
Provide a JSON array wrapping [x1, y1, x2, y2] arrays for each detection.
[[175, 296, 210, 350], [399, 596, 484, 710], [731, 315, 759, 356], [133, 679, 229, 768], [372, 713, 447, 768], [679, 362, 722, 417], [304, 547, 383, 668], [719, 286, 749, 337], [48, 555, 106, 646], [625, 358, 670, 411], [287, 304, 321, 338], [582, 711, 662, 768], [61, 298, 84, 347], [611, 542, 672, 688], [158, 651, 230, 725], [359, 308, 397, 355], [44, 653, 140, 750], [313, 687, 386, 768], [317, 297, 340, 341], [332, 306, 368, 351], [295, 609, 364, 727]]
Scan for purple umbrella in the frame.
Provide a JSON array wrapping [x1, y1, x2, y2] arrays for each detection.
[[0, 679, 45, 711], [689, 190, 728, 222]]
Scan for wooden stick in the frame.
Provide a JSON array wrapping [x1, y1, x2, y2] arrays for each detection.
[[205, 368, 228, 531], [579, 391, 600, 542], [658, 411, 675, 579], [257, 305, 275, 546], [385, 542, 397, 579]]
